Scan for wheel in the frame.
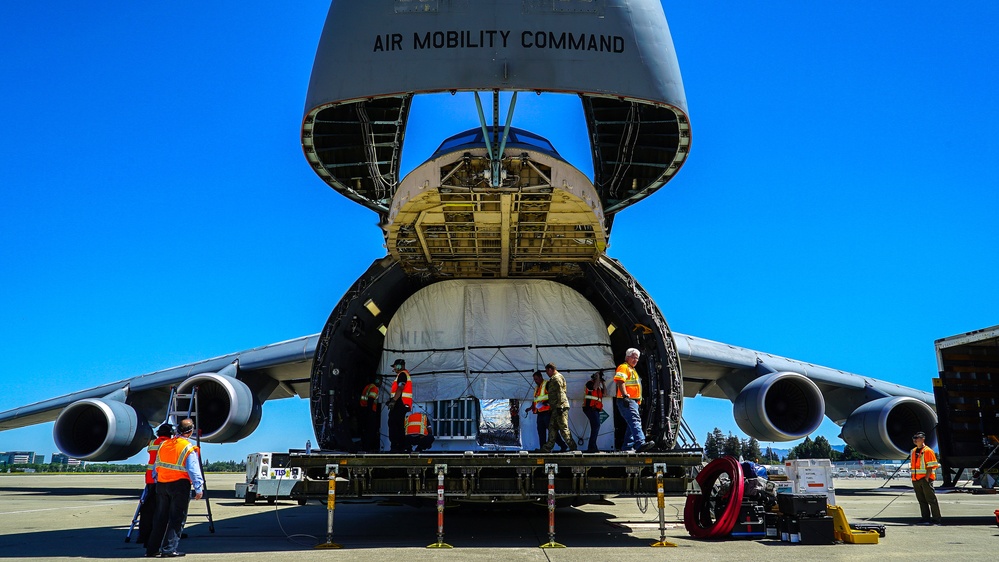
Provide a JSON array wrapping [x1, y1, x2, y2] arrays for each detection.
[[243, 491, 256, 505], [267, 497, 276, 505], [297, 499, 308, 506]]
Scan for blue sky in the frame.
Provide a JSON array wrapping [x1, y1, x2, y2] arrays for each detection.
[[1, 2, 997, 464]]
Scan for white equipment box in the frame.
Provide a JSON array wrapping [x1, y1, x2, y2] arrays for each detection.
[[783, 458, 837, 506], [234, 452, 304, 505]]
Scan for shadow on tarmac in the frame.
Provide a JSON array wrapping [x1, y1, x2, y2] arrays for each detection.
[[2, 500, 658, 557]]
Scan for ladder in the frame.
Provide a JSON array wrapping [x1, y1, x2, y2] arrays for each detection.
[[166, 384, 216, 534], [125, 385, 216, 542]]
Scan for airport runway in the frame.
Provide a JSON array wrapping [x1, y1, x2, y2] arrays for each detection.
[[1, 473, 997, 560]]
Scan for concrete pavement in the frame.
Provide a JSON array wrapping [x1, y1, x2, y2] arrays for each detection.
[[1, 473, 996, 560]]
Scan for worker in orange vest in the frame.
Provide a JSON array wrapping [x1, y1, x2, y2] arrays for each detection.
[[386, 359, 413, 453], [137, 423, 173, 547], [583, 371, 606, 452], [615, 348, 655, 452], [358, 374, 382, 452], [145, 418, 204, 558], [405, 411, 435, 452], [911, 431, 942, 525]]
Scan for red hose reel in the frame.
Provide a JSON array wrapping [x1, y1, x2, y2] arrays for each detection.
[[684, 456, 746, 539]]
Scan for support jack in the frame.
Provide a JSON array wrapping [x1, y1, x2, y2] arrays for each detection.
[[427, 464, 454, 549], [651, 463, 678, 547], [315, 465, 342, 549], [539, 463, 567, 549]]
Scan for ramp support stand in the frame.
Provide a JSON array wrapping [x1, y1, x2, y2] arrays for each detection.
[[427, 464, 453, 548], [315, 464, 342, 549], [651, 463, 677, 547], [539, 463, 566, 548]]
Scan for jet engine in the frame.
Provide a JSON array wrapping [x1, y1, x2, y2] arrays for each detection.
[[840, 396, 938, 459], [54, 397, 153, 461], [733, 371, 825, 441], [175, 373, 261, 443]]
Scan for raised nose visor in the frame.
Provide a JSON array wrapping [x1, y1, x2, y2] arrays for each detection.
[[385, 128, 606, 278]]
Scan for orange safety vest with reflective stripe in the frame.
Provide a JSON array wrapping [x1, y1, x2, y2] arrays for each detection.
[[391, 370, 413, 407], [359, 383, 379, 411], [614, 363, 642, 403], [154, 437, 199, 483], [405, 412, 429, 436], [584, 381, 604, 410], [911, 446, 941, 481], [533, 381, 550, 413], [144, 436, 170, 484]]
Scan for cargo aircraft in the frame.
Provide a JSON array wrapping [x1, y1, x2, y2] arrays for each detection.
[[0, 1, 936, 465]]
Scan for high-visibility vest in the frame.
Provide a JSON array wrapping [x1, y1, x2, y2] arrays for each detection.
[[533, 381, 550, 413], [911, 446, 940, 481], [584, 382, 604, 410], [154, 437, 199, 484], [391, 370, 413, 407], [144, 436, 170, 484], [614, 363, 642, 403], [359, 383, 379, 411], [406, 412, 429, 436]]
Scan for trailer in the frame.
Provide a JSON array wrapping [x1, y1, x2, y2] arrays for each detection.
[[244, 449, 701, 507], [932, 325, 999, 488]]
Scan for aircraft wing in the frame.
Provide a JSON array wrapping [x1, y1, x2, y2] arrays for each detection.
[[0, 330, 933, 460], [0, 335, 318, 461], [673, 332, 937, 458]]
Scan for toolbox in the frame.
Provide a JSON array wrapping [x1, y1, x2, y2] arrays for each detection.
[[796, 516, 836, 545], [777, 493, 827, 517]]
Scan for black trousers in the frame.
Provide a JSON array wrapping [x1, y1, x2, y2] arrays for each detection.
[[137, 482, 158, 545], [359, 407, 381, 452], [145, 479, 191, 555], [584, 406, 602, 451], [388, 402, 410, 452]]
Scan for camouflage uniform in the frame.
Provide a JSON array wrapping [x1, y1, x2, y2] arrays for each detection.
[[540, 369, 577, 452]]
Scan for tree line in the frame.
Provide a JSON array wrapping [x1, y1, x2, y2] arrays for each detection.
[[703, 427, 874, 463], [1, 459, 247, 474]]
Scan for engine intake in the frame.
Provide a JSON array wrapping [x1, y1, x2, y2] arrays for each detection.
[[733, 371, 825, 441], [840, 396, 937, 459], [54, 398, 152, 461], [175, 373, 261, 442]]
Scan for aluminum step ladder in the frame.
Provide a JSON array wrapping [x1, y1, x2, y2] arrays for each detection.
[[166, 384, 216, 534], [124, 385, 215, 542]]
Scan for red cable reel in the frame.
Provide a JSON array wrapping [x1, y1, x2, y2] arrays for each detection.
[[684, 455, 745, 539]]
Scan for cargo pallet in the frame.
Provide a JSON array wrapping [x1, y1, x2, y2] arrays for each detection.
[[267, 449, 701, 504]]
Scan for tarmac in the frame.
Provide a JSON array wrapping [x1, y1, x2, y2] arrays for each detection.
[[1, 473, 996, 560]]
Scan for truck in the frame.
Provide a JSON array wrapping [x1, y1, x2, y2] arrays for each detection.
[[932, 325, 999, 488]]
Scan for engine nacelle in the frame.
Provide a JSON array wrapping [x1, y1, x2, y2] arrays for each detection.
[[840, 396, 937, 459], [733, 371, 825, 441], [176, 373, 261, 443], [54, 398, 153, 461]]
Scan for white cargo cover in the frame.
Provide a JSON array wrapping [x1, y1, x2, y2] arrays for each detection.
[[380, 279, 615, 401], [380, 279, 617, 450]]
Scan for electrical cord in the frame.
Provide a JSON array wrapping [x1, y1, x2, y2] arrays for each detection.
[[268, 470, 321, 548], [636, 496, 649, 514]]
